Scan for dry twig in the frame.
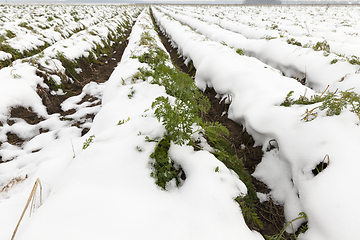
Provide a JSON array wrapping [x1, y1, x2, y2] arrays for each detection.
[[11, 178, 43, 240]]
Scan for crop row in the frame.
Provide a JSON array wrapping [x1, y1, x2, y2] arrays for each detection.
[[152, 6, 360, 240], [0, 5, 140, 67], [94, 6, 264, 235], [167, 5, 360, 44], [165, 5, 360, 62], [0, 5, 142, 160], [109, 6, 251, 196], [157, 5, 360, 94]]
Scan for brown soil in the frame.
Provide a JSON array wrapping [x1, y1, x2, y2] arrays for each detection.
[[151, 10, 296, 239], [38, 29, 131, 116], [76, 37, 129, 85], [9, 106, 44, 125]]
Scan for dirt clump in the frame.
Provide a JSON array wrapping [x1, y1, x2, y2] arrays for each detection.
[[10, 106, 44, 125], [0, 107, 45, 148]]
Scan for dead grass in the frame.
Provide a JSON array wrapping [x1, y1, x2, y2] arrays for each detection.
[[11, 178, 42, 240], [0, 175, 28, 193]]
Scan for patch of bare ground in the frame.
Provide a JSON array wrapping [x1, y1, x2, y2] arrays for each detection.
[[37, 27, 132, 117], [151, 10, 295, 239]]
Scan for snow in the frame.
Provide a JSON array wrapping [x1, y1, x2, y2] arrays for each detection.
[[0, 64, 47, 121], [0, 6, 263, 240], [152, 5, 360, 240], [1, 4, 360, 240], [157, 5, 360, 92], [0, 51, 12, 61]]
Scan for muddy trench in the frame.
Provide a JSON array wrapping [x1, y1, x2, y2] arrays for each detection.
[[150, 9, 298, 239]]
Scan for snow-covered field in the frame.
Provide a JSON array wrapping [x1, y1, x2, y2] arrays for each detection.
[[1, 4, 360, 240]]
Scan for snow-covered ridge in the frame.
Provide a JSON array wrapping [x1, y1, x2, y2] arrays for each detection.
[[157, 5, 360, 93], [152, 6, 360, 240], [167, 5, 360, 45], [0, 5, 139, 62], [0, 5, 140, 124]]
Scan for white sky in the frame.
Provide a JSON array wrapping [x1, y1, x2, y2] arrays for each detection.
[[0, 0, 358, 3]]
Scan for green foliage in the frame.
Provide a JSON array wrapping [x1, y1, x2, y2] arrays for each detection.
[[55, 51, 80, 81], [0, 35, 6, 43], [11, 70, 21, 79], [262, 35, 277, 40], [150, 135, 182, 190], [5, 30, 16, 39], [0, 58, 12, 69], [286, 38, 302, 46], [270, 24, 279, 30], [265, 212, 307, 240], [280, 90, 324, 107], [280, 91, 295, 107], [319, 89, 360, 119], [118, 117, 130, 125], [201, 120, 261, 229], [237, 196, 263, 230], [88, 30, 98, 36], [152, 96, 199, 145], [133, 34, 211, 146], [0, 40, 49, 69], [86, 51, 100, 65], [135, 25, 260, 229], [200, 121, 229, 148], [298, 222, 308, 235], [94, 41, 112, 58], [37, 24, 50, 30], [82, 135, 95, 149], [0, 42, 19, 57], [236, 48, 245, 55], [139, 31, 154, 46], [136, 47, 168, 68], [47, 76, 63, 92], [348, 55, 360, 65], [330, 59, 338, 64], [73, 16, 80, 22], [313, 40, 330, 52], [107, 29, 117, 42], [281, 88, 360, 121], [128, 87, 135, 99], [19, 22, 34, 32]]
